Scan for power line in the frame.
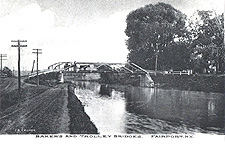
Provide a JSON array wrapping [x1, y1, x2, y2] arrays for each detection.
[[11, 40, 27, 93], [32, 49, 42, 86], [0, 54, 7, 71]]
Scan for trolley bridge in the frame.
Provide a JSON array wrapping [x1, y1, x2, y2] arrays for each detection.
[[29, 61, 156, 85]]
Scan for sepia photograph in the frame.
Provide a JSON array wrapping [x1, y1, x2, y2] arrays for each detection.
[[0, 0, 224, 144]]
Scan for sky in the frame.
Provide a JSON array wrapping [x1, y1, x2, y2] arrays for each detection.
[[0, 0, 224, 70]]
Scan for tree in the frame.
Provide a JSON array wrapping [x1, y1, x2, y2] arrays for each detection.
[[163, 42, 191, 70], [125, 2, 188, 70], [188, 11, 224, 73], [2, 67, 13, 77]]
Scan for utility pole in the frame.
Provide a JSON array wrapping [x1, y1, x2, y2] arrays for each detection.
[[155, 44, 159, 75], [11, 40, 27, 93], [32, 49, 42, 86], [0, 54, 7, 71]]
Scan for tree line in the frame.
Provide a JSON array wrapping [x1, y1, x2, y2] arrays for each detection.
[[125, 2, 224, 74]]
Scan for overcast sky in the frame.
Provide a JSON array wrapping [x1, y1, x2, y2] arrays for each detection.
[[0, 0, 224, 70]]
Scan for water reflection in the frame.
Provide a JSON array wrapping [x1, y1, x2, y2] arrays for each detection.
[[99, 84, 112, 97], [125, 86, 224, 133], [74, 81, 224, 134], [75, 81, 126, 134]]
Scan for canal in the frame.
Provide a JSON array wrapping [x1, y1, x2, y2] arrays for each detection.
[[73, 81, 224, 134]]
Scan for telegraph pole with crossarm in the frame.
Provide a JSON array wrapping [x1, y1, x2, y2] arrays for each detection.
[[11, 40, 27, 93], [32, 49, 42, 86], [0, 54, 7, 71]]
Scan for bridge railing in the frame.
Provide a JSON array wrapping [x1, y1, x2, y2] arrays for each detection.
[[164, 70, 192, 75], [28, 61, 156, 85]]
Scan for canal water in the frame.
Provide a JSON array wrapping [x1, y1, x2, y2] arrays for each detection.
[[74, 81, 224, 134]]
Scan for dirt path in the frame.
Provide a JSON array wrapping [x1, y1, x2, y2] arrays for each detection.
[[0, 78, 70, 134]]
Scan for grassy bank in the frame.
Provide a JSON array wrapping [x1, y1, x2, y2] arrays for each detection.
[[151, 74, 224, 93]]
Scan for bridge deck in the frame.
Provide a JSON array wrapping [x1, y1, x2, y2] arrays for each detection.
[[29, 62, 155, 83]]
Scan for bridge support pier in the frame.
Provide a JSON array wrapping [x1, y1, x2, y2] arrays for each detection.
[[59, 72, 64, 83]]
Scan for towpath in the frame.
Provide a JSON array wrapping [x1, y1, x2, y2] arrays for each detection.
[[0, 78, 70, 134]]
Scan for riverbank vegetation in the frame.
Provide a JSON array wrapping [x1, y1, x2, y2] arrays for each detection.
[[125, 2, 224, 74]]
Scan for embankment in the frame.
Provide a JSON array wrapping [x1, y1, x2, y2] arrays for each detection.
[[67, 84, 98, 134], [24, 72, 60, 87], [0, 78, 98, 134], [99, 72, 224, 93]]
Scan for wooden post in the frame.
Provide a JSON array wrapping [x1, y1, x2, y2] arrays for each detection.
[[11, 40, 27, 93], [32, 49, 42, 86], [155, 44, 159, 75], [18, 43, 21, 91], [0, 54, 7, 71]]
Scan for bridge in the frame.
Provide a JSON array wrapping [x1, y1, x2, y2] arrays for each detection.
[[29, 61, 155, 86]]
